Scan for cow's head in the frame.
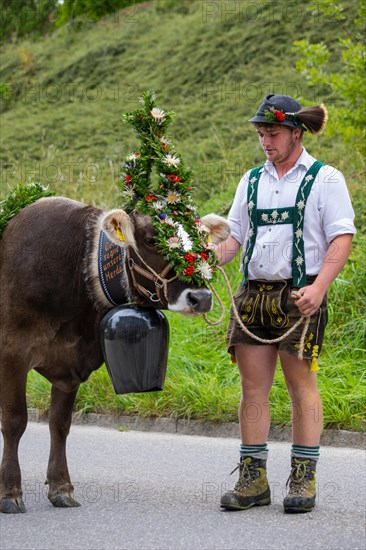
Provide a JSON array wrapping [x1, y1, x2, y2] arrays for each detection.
[[100, 209, 230, 316]]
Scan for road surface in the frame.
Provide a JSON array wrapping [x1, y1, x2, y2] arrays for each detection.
[[0, 422, 365, 550]]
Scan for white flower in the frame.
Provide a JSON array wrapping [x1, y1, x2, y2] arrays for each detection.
[[296, 200, 305, 210], [153, 200, 166, 211], [166, 190, 180, 204], [281, 211, 289, 221], [127, 153, 139, 161], [250, 177, 257, 184], [177, 225, 193, 252], [261, 213, 269, 222], [163, 154, 180, 167], [305, 175, 314, 182], [167, 236, 182, 249], [271, 210, 279, 220], [295, 228, 303, 239], [160, 216, 176, 226], [248, 228, 254, 238], [295, 256, 304, 266], [243, 256, 249, 264], [123, 187, 135, 198], [248, 200, 255, 210], [197, 261, 213, 280], [160, 136, 171, 147], [150, 108, 166, 123]]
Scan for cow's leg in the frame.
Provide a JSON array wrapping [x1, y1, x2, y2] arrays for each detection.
[[46, 384, 80, 508], [0, 366, 28, 514]]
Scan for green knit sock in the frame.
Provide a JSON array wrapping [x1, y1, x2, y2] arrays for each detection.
[[240, 443, 268, 460], [291, 444, 320, 461]]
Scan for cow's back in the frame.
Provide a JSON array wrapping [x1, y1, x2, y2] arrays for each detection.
[[0, 197, 106, 389]]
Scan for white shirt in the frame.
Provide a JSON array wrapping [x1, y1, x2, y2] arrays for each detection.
[[228, 147, 356, 280]]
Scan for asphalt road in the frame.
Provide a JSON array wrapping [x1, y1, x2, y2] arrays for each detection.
[[0, 423, 365, 550]]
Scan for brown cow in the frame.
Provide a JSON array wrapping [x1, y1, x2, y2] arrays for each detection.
[[0, 197, 230, 513]]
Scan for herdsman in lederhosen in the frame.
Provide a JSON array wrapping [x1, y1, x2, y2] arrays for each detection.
[[218, 94, 356, 513]]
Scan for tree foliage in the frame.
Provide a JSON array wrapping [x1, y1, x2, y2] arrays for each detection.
[[0, 0, 58, 42], [56, 0, 141, 25], [293, 0, 366, 154]]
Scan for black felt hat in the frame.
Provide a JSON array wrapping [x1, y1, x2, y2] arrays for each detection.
[[249, 94, 305, 129]]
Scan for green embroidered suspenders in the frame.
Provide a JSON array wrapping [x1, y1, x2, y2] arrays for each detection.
[[242, 160, 325, 287]]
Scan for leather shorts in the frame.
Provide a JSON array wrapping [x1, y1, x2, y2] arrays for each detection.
[[227, 277, 328, 362]]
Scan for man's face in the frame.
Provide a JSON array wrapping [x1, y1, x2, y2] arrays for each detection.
[[256, 125, 301, 164]]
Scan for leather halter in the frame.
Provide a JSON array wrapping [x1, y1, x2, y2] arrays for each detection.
[[126, 246, 179, 307], [99, 231, 179, 308]]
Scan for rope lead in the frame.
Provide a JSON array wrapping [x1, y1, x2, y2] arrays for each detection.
[[203, 266, 311, 362]]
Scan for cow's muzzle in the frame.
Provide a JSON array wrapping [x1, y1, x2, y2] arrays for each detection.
[[186, 290, 212, 313], [168, 288, 212, 316]]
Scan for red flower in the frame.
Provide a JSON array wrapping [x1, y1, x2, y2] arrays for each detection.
[[200, 253, 209, 261], [184, 266, 195, 276], [125, 175, 132, 184], [275, 110, 285, 122], [167, 174, 182, 183], [185, 253, 196, 264], [145, 195, 157, 202]]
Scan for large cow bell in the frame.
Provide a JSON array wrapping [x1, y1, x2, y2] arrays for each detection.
[[100, 305, 169, 394]]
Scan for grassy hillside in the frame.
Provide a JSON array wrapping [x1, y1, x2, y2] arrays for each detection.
[[1, 0, 365, 430]]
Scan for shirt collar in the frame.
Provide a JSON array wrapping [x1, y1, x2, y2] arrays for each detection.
[[263, 147, 316, 176]]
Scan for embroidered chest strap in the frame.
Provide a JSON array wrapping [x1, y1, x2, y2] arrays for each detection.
[[241, 161, 325, 287], [98, 231, 129, 306], [292, 160, 325, 286]]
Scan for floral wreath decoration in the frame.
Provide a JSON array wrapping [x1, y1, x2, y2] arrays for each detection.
[[262, 106, 303, 128], [119, 90, 218, 287]]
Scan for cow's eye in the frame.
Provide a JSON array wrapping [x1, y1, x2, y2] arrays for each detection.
[[144, 236, 155, 247]]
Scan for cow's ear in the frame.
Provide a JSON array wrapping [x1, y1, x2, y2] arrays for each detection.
[[101, 209, 136, 247], [201, 214, 230, 244]]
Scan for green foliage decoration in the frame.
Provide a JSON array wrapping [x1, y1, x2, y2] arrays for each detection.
[[119, 90, 218, 287], [0, 182, 54, 239]]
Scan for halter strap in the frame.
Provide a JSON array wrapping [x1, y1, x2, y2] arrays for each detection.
[[126, 247, 179, 307]]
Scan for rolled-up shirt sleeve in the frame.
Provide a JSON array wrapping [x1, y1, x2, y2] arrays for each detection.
[[227, 172, 250, 245], [319, 166, 357, 244]]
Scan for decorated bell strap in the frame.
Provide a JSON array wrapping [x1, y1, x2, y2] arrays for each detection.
[[98, 231, 129, 306], [292, 160, 325, 287], [241, 161, 325, 286]]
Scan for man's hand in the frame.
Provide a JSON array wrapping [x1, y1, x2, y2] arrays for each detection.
[[291, 284, 326, 317]]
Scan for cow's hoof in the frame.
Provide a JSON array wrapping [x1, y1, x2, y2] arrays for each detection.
[[0, 497, 27, 514], [49, 493, 81, 508]]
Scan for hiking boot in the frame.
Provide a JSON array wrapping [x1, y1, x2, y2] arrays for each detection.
[[283, 457, 317, 513], [220, 456, 271, 510]]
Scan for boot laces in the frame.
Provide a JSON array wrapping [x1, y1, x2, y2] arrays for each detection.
[[230, 459, 259, 490], [286, 461, 310, 496]]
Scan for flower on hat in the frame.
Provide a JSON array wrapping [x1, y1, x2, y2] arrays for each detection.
[[264, 107, 286, 122]]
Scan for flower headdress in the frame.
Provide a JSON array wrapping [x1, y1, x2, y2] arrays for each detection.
[[119, 90, 217, 286]]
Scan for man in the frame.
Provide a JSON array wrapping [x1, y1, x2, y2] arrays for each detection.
[[217, 94, 356, 513]]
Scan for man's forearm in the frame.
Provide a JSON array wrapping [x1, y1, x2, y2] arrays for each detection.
[[217, 236, 241, 265], [313, 234, 354, 293]]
